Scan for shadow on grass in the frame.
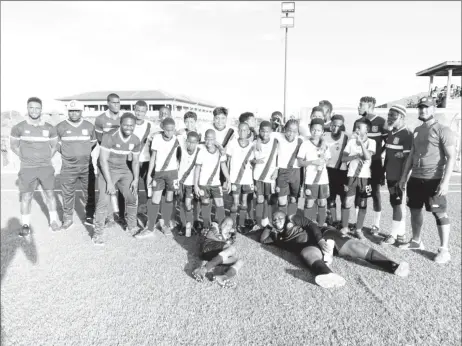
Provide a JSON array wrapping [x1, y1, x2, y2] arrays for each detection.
[[32, 191, 64, 225], [1, 218, 38, 344], [172, 230, 202, 281]]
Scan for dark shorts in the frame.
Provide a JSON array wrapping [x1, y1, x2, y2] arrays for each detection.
[[276, 168, 301, 197], [18, 166, 55, 193], [407, 177, 447, 212], [304, 184, 329, 200], [387, 180, 403, 206], [370, 160, 384, 185], [201, 239, 227, 261], [327, 168, 347, 199], [322, 229, 351, 254], [199, 185, 223, 200], [345, 177, 372, 198], [153, 170, 179, 192], [231, 183, 253, 195], [180, 184, 194, 202], [254, 181, 274, 197]]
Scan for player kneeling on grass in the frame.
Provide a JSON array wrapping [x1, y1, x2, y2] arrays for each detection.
[[193, 217, 243, 288], [194, 129, 231, 228], [340, 118, 376, 240], [297, 118, 331, 225]]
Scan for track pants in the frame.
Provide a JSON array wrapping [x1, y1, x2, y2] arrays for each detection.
[[60, 165, 93, 223]]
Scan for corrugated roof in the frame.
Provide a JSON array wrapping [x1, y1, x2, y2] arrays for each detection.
[[55, 90, 216, 108], [416, 61, 462, 77]]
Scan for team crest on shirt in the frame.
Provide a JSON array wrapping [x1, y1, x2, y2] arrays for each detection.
[[42, 130, 49, 137], [25, 130, 30, 134], [393, 137, 399, 145], [116, 144, 121, 148], [82, 129, 89, 135], [231, 184, 237, 192], [372, 126, 378, 132], [67, 130, 72, 134], [129, 143, 134, 150]]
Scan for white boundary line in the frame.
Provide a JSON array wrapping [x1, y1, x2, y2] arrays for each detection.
[[1, 189, 461, 193]]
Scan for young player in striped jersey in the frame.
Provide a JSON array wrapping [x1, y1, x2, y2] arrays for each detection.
[[252, 121, 278, 229], [194, 129, 231, 228], [56, 100, 97, 231], [144, 118, 180, 236], [323, 114, 349, 227], [340, 118, 376, 239], [203, 107, 237, 149], [381, 105, 413, 245], [270, 111, 284, 133], [297, 118, 331, 225], [238, 112, 258, 141], [226, 122, 255, 231], [318, 100, 346, 133], [93, 113, 141, 245], [353, 96, 387, 235]]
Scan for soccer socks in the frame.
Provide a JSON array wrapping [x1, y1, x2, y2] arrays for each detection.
[[317, 206, 327, 225], [147, 201, 160, 231], [49, 211, 58, 223], [256, 202, 264, 226], [372, 211, 381, 229], [311, 259, 333, 276], [202, 203, 212, 228], [239, 207, 246, 227], [216, 206, 225, 224], [205, 254, 223, 271], [162, 200, 174, 225], [21, 214, 31, 226], [288, 201, 298, 216], [304, 207, 315, 221], [279, 204, 288, 215], [365, 248, 398, 273], [356, 209, 367, 230], [185, 206, 193, 224], [341, 208, 350, 228]]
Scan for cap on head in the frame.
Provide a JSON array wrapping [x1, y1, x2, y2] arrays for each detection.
[[67, 100, 84, 111], [310, 118, 325, 127], [417, 96, 436, 108], [389, 104, 407, 117], [331, 114, 345, 123]]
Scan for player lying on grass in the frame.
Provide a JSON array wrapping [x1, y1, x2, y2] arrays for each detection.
[[192, 217, 243, 288]]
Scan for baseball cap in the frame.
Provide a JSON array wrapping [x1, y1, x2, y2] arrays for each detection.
[[417, 96, 436, 108], [67, 100, 84, 111]]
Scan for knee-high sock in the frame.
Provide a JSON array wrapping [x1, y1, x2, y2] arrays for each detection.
[[205, 254, 223, 271], [239, 207, 246, 227], [216, 206, 225, 224], [356, 209, 366, 230], [265, 201, 272, 221], [185, 207, 193, 224], [256, 203, 264, 226], [147, 202, 160, 231], [279, 204, 288, 215], [341, 208, 350, 228], [247, 194, 255, 219], [162, 200, 174, 225], [224, 266, 238, 279], [304, 206, 317, 221], [171, 198, 178, 225], [365, 248, 398, 273], [288, 201, 298, 216], [202, 203, 212, 228], [317, 206, 327, 225], [311, 259, 333, 276]]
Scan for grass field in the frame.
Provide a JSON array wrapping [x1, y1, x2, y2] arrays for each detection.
[[1, 171, 461, 346]]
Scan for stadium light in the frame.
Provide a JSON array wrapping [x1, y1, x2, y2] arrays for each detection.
[[281, 2, 295, 123]]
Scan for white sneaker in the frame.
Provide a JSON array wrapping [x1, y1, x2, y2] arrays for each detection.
[[323, 239, 335, 265], [434, 247, 451, 264], [315, 273, 346, 288]]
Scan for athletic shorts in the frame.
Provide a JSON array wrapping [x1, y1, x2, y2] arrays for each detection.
[[18, 166, 55, 193], [231, 183, 253, 195], [387, 180, 403, 206], [345, 177, 372, 198], [199, 185, 223, 200], [180, 184, 194, 202], [254, 180, 274, 197], [304, 184, 329, 200], [153, 170, 179, 192], [276, 168, 301, 197], [201, 239, 227, 261], [407, 177, 447, 213], [370, 160, 384, 185], [327, 168, 347, 199], [322, 228, 351, 254]]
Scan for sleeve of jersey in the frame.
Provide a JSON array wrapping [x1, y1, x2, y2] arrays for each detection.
[[440, 126, 457, 148], [94, 117, 103, 133], [343, 140, 352, 154], [150, 135, 158, 152], [195, 150, 203, 166], [89, 124, 97, 142], [100, 134, 112, 151], [297, 142, 307, 159], [293, 215, 323, 244], [48, 124, 58, 139], [402, 130, 413, 153], [132, 139, 141, 154], [10, 124, 21, 139], [368, 139, 376, 155]]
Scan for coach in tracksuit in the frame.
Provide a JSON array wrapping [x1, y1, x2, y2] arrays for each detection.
[[56, 100, 97, 230]]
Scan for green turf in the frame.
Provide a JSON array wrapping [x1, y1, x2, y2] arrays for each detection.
[[1, 179, 461, 346]]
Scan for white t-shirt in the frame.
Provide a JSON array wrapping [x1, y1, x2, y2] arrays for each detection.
[[202, 125, 237, 148], [297, 140, 331, 185], [178, 144, 201, 186], [344, 138, 376, 178], [253, 137, 278, 183], [133, 121, 155, 162], [274, 133, 303, 169], [196, 147, 227, 186], [226, 139, 255, 185], [150, 133, 180, 172], [324, 132, 348, 171]]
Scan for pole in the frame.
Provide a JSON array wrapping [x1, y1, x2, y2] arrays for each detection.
[[428, 75, 434, 96], [283, 20, 288, 124], [445, 69, 452, 108]]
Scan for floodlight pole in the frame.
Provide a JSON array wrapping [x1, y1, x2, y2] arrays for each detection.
[[283, 13, 288, 124]]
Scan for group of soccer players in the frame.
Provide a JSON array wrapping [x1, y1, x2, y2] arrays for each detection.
[[10, 92, 456, 288]]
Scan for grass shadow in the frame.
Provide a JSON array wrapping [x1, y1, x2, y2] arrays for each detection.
[[171, 225, 202, 281]]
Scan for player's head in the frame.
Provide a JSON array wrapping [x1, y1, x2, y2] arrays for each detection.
[[417, 96, 436, 121], [186, 130, 200, 152], [213, 107, 228, 131], [354, 118, 371, 138], [387, 105, 406, 129], [107, 93, 121, 114], [284, 119, 299, 142], [259, 120, 272, 142], [272, 211, 286, 230], [330, 114, 345, 135], [310, 106, 325, 120], [134, 100, 148, 121], [238, 122, 250, 140], [159, 106, 171, 121], [310, 118, 325, 139], [358, 96, 376, 116], [183, 111, 197, 131], [204, 129, 217, 149], [162, 117, 176, 139], [271, 111, 283, 130], [318, 100, 333, 120], [27, 97, 42, 120], [120, 112, 136, 137], [239, 112, 256, 130], [67, 100, 84, 123], [220, 216, 234, 237]]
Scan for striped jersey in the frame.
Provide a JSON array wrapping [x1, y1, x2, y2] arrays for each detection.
[[343, 138, 376, 178], [353, 115, 387, 161], [324, 132, 348, 170], [253, 137, 278, 183], [178, 144, 201, 186], [94, 111, 120, 139], [226, 139, 255, 185], [384, 127, 413, 181], [133, 120, 154, 162], [274, 133, 303, 169], [56, 119, 96, 167], [297, 140, 331, 185], [100, 129, 141, 171], [202, 125, 237, 148], [10, 119, 58, 168], [196, 148, 227, 186], [150, 133, 180, 172]]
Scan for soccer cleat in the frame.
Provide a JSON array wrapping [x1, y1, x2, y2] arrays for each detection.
[[434, 248, 451, 264], [84, 217, 94, 227], [60, 220, 74, 231], [192, 266, 208, 282], [19, 224, 31, 237], [315, 273, 346, 288], [126, 227, 140, 237], [134, 228, 156, 239], [115, 215, 127, 230], [354, 229, 366, 240], [370, 226, 380, 236], [396, 235, 406, 244], [92, 234, 105, 246], [250, 224, 262, 233], [399, 240, 425, 251], [50, 220, 61, 232], [193, 220, 204, 233], [105, 216, 117, 228], [393, 261, 410, 277], [161, 224, 173, 236], [381, 235, 396, 245], [244, 219, 257, 229], [339, 227, 349, 235], [214, 275, 237, 288], [237, 226, 249, 234]]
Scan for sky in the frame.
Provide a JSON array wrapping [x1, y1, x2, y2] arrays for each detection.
[[1, 1, 461, 116]]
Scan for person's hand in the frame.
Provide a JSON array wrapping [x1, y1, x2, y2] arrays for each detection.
[[194, 185, 202, 199], [224, 180, 231, 193], [127, 152, 133, 162], [106, 183, 117, 195], [398, 179, 407, 191], [318, 239, 330, 253], [253, 158, 265, 165], [379, 177, 386, 186], [270, 170, 278, 180], [147, 176, 153, 189], [130, 179, 139, 195], [436, 180, 449, 196], [313, 158, 326, 166], [394, 152, 404, 159]]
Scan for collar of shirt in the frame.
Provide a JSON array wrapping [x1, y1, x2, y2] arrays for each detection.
[[26, 117, 45, 127]]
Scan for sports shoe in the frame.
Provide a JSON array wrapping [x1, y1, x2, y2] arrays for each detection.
[[370, 226, 380, 236], [19, 224, 31, 237], [194, 220, 204, 233], [214, 275, 237, 288], [315, 273, 346, 288], [396, 235, 406, 244], [192, 266, 208, 282], [134, 228, 156, 239], [161, 224, 173, 236], [60, 220, 74, 231], [393, 261, 410, 277], [244, 219, 256, 229], [92, 233, 105, 246], [115, 214, 127, 230], [399, 240, 425, 251], [126, 227, 140, 237], [354, 229, 366, 240], [50, 220, 61, 232], [434, 247, 451, 264], [339, 227, 349, 235], [381, 235, 396, 245], [84, 217, 94, 227], [237, 226, 248, 234], [250, 224, 261, 233], [105, 216, 116, 228]]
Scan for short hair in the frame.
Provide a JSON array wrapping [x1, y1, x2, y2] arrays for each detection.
[[135, 100, 148, 109], [120, 112, 136, 124], [259, 120, 272, 129], [239, 112, 255, 123], [238, 122, 250, 130], [27, 97, 42, 106], [311, 106, 325, 116], [284, 119, 299, 130], [205, 129, 216, 137], [187, 131, 200, 141], [213, 107, 228, 117], [107, 93, 120, 102], [162, 117, 176, 127], [359, 96, 376, 105], [318, 100, 333, 114], [354, 118, 372, 131], [310, 118, 325, 127], [271, 111, 283, 118], [331, 114, 345, 123], [184, 111, 197, 121]]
